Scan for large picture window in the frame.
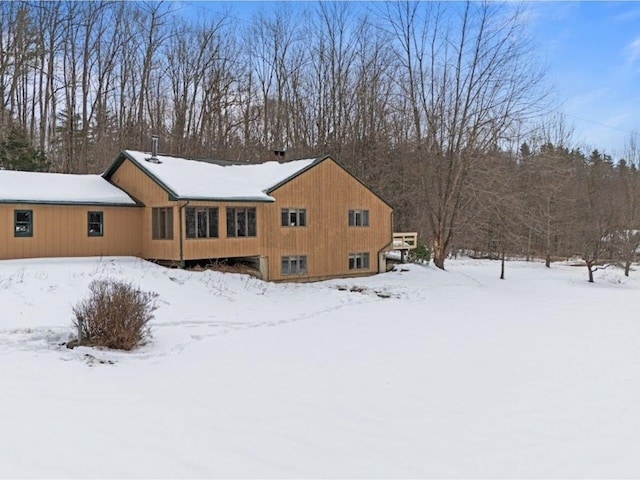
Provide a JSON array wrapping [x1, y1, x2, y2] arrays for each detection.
[[348, 252, 370, 270], [281, 255, 307, 275], [186, 207, 218, 239], [348, 209, 369, 227], [227, 207, 256, 237], [281, 208, 306, 227], [152, 207, 173, 240], [88, 211, 103, 237], [14, 210, 33, 237]]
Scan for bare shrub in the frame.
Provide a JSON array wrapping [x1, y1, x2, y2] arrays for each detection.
[[72, 280, 158, 351]]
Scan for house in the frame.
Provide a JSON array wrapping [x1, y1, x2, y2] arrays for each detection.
[[0, 148, 394, 281], [0, 170, 141, 260]]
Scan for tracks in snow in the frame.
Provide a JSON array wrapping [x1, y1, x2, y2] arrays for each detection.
[[0, 289, 388, 364]]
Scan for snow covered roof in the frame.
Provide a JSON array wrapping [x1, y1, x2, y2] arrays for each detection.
[[108, 150, 321, 202], [0, 169, 137, 205]]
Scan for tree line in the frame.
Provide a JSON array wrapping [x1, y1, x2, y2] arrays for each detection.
[[461, 136, 640, 281], [0, 0, 637, 277]]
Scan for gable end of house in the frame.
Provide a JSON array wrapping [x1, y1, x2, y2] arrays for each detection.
[[265, 155, 393, 210], [103, 151, 181, 201]]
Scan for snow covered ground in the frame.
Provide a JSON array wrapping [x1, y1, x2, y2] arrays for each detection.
[[2, 256, 640, 478]]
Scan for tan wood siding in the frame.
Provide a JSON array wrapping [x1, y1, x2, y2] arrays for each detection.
[[180, 201, 265, 260], [0, 204, 142, 260], [264, 158, 393, 281], [110, 159, 179, 260], [110, 159, 268, 262], [110, 158, 170, 205]]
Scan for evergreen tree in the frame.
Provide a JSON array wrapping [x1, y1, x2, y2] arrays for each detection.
[[0, 127, 49, 171]]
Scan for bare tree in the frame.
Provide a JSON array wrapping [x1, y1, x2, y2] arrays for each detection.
[[467, 150, 526, 279], [612, 131, 640, 276], [384, 1, 548, 269], [571, 150, 617, 283]]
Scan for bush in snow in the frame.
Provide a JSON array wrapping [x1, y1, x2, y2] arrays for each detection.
[[72, 280, 158, 351], [410, 242, 431, 264]]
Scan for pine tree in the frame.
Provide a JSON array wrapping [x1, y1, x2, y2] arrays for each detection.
[[0, 126, 49, 171]]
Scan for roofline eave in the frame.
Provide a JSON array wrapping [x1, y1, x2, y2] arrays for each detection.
[[170, 195, 275, 203], [0, 200, 141, 207]]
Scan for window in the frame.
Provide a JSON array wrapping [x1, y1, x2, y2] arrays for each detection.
[[227, 207, 256, 237], [88, 211, 103, 237], [281, 208, 306, 227], [186, 207, 218, 239], [281, 255, 307, 275], [14, 210, 33, 237], [348, 252, 370, 270], [152, 207, 173, 240], [348, 209, 369, 227]]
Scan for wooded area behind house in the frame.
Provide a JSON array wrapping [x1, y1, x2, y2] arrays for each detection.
[[1, 1, 639, 275]]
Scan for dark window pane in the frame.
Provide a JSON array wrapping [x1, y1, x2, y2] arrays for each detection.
[[300, 256, 307, 273], [281, 209, 288, 227], [186, 208, 196, 238], [299, 210, 306, 227], [363, 210, 369, 226], [348, 210, 355, 226], [209, 208, 218, 237], [363, 253, 370, 269], [159, 210, 166, 237], [247, 208, 256, 236], [281, 257, 289, 275], [88, 211, 103, 236], [152, 209, 159, 239], [197, 210, 207, 238], [237, 209, 246, 236], [15, 210, 33, 237], [349, 256, 355, 270], [227, 208, 235, 237], [166, 209, 173, 239]]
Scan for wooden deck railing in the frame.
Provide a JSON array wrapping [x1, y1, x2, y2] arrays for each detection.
[[392, 232, 418, 250]]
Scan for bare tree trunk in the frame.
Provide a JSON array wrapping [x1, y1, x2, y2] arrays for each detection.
[[587, 260, 594, 283]]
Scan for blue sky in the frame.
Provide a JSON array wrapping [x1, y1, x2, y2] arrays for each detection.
[[527, 1, 640, 157], [178, 1, 640, 157]]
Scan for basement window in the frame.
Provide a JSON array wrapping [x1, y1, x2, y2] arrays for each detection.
[[186, 207, 218, 239], [88, 211, 103, 237], [227, 207, 256, 237], [281, 208, 306, 227], [348, 252, 370, 270], [14, 210, 33, 237], [152, 207, 173, 240], [348, 209, 369, 227], [281, 255, 307, 275]]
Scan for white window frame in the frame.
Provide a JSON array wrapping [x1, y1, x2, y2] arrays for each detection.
[[186, 207, 218, 239], [348, 252, 370, 270], [348, 209, 369, 227], [281, 255, 307, 275], [281, 208, 307, 227]]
